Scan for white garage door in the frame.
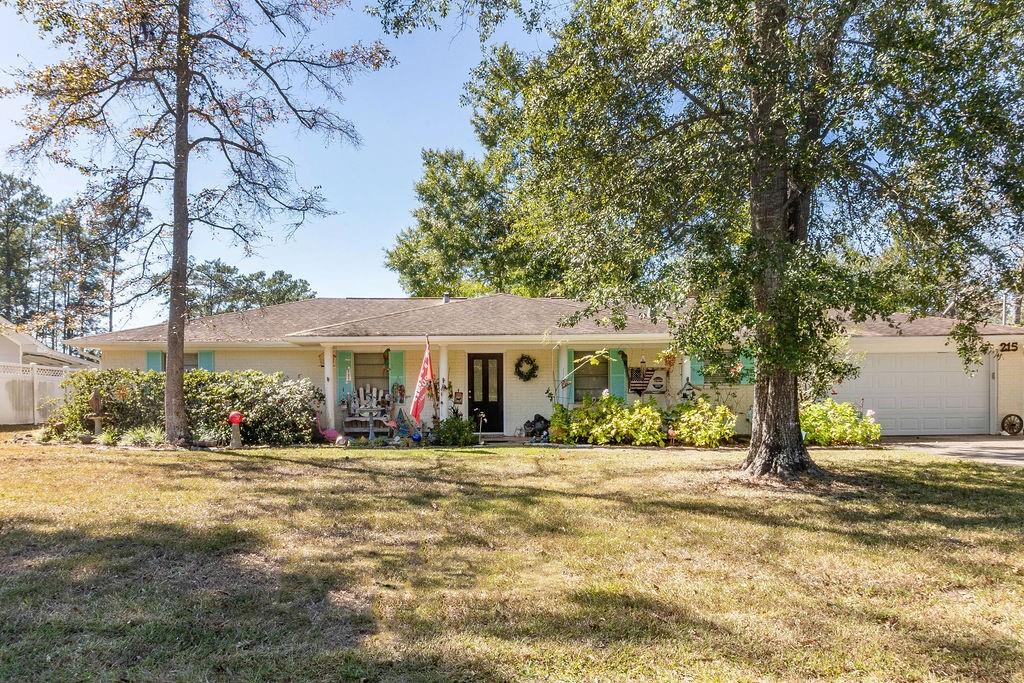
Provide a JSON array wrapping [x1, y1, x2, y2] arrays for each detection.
[[833, 352, 990, 436]]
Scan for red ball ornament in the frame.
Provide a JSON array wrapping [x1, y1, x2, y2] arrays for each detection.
[[228, 411, 244, 425]]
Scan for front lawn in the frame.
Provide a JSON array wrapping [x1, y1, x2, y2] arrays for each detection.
[[0, 443, 1021, 681]]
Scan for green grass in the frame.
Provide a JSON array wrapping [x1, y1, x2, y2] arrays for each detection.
[[0, 443, 1021, 681]]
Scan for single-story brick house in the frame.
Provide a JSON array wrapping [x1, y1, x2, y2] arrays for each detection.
[[68, 294, 1024, 436]]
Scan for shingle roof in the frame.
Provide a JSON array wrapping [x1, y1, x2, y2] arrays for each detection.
[[67, 298, 448, 345], [845, 313, 1024, 337], [66, 295, 1024, 346], [287, 294, 668, 338], [67, 294, 668, 345]]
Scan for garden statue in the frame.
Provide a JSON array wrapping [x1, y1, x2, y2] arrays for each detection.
[[228, 410, 244, 448], [87, 389, 104, 436]]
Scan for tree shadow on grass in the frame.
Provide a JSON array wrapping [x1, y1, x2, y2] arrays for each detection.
[[64, 448, 1024, 679], [0, 516, 512, 682], [220, 449, 1024, 544]]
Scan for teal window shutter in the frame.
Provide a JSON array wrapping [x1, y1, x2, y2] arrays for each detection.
[[740, 353, 755, 385], [608, 347, 627, 399], [197, 351, 215, 371], [388, 350, 406, 391], [566, 348, 575, 403], [146, 350, 163, 371], [690, 357, 705, 385], [335, 350, 353, 404]]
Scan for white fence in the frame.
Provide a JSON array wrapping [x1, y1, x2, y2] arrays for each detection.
[[0, 362, 76, 425]]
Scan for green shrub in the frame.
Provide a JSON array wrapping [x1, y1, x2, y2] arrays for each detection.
[[58, 369, 164, 437], [433, 415, 478, 446], [553, 394, 666, 446], [97, 429, 118, 446], [665, 397, 737, 447], [49, 369, 324, 446], [119, 426, 152, 447], [548, 404, 571, 444], [800, 399, 882, 446], [144, 426, 167, 446], [568, 393, 625, 444], [598, 398, 664, 446]]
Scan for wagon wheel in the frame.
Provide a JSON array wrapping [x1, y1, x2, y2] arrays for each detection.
[[1001, 414, 1023, 436]]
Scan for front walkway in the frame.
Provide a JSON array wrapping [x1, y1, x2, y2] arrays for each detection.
[[883, 435, 1024, 467]]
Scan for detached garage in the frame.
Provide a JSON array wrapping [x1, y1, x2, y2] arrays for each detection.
[[840, 315, 1024, 436]]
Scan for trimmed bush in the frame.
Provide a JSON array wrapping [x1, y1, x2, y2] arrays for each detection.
[[800, 399, 882, 446], [665, 397, 737, 448], [50, 369, 324, 446]]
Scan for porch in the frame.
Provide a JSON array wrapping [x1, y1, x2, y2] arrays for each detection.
[[318, 342, 684, 436]]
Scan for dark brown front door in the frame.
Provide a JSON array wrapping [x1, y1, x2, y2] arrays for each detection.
[[468, 353, 503, 433]]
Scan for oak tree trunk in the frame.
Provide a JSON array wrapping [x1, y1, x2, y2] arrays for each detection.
[[742, 0, 816, 477], [744, 367, 814, 476], [164, 0, 191, 444]]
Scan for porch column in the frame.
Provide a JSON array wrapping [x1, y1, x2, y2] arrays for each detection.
[[438, 344, 449, 420], [323, 345, 335, 429], [557, 345, 569, 406]]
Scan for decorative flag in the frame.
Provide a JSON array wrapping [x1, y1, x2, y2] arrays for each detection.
[[409, 337, 433, 425]]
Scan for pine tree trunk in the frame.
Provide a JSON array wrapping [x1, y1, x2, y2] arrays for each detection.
[[164, 0, 192, 444], [108, 249, 116, 332]]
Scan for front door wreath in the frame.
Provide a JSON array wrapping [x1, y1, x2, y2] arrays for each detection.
[[514, 354, 539, 382]]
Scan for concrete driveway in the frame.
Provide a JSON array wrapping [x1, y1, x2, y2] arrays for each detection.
[[884, 435, 1024, 467]]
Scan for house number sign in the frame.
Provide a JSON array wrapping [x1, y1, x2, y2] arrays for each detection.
[[1000, 342, 1019, 352]]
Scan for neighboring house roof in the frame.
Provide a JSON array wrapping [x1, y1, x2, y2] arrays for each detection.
[[64, 295, 1024, 347], [0, 315, 98, 366]]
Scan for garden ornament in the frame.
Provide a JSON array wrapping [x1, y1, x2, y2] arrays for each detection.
[[87, 389, 105, 435], [228, 410, 244, 448], [315, 412, 340, 444]]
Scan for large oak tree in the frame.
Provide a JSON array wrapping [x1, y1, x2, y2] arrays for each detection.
[[381, 0, 1024, 475]]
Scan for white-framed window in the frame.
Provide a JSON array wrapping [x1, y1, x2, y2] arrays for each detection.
[[573, 352, 609, 402], [354, 352, 389, 392]]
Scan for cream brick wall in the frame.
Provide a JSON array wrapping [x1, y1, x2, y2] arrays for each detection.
[[997, 351, 1024, 424], [99, 349, 148, 370], [99, 347, 323, 381], [503, 347, 559, 433], [212, 349, 322, 382]]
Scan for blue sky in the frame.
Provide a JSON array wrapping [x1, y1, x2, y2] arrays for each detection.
[[0, 4, 543, 328]]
